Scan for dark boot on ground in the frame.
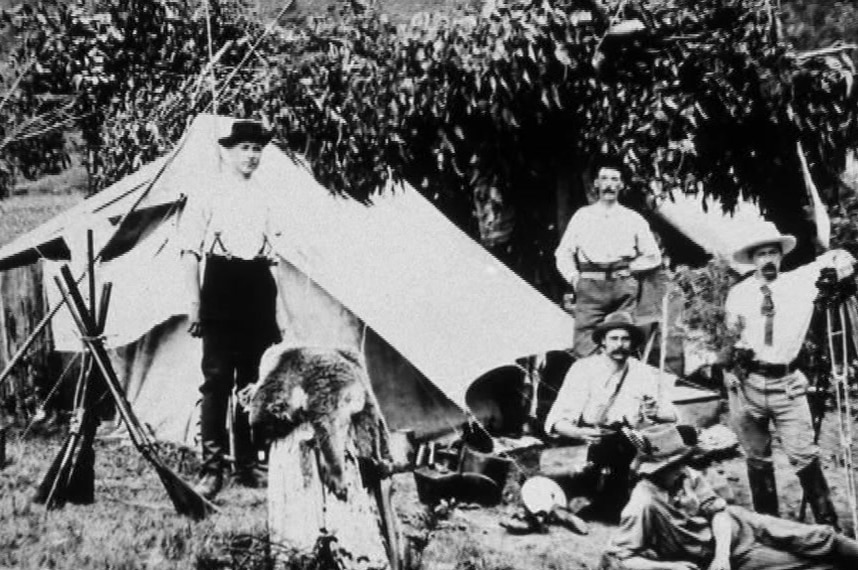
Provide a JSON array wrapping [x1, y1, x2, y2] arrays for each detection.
[[195, 440, 226, 500], [797, 458, 840, 531], [747, 460, 779, 516], [232, 463, 265, 488]]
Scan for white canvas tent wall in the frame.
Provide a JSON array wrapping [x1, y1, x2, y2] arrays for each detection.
[[653, 192, 770, 273], [0, 114, 577, 444]]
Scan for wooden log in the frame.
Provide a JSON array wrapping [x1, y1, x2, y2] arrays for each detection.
[[0, 263, 55, 416]]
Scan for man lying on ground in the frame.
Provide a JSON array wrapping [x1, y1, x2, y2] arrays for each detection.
[[601, 424, 858, 570]]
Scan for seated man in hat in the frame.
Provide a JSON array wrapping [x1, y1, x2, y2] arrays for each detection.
[[724, 223, 854, 528], [542, 311, 678, 521], [602, 424, 858, 570], [555, 155, 662, 358]]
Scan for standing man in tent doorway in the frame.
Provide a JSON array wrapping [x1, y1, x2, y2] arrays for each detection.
[[180, 120, 285, 501], [555, 155, 662, 359]]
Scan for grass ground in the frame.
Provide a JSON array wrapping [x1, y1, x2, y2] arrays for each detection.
[[0, 430, 271, 569], [5, 407, 856, 570]]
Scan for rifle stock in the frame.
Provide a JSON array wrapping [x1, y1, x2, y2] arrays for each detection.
[[55, 265, 216, 519]]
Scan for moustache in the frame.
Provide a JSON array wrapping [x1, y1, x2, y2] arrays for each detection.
[[761, 262, 778, 275], [609, 347, 630, 357]]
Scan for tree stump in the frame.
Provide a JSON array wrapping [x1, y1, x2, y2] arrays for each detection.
[[267, 428, 390, 570]]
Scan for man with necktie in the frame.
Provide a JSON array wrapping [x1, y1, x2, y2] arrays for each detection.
[[724, 224, 854, 529]]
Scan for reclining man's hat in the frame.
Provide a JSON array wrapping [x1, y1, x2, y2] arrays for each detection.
[[732, 223, 797, 265], [592, 311, 645, 347], [218, 120, 273, 148], [631, 424, 698, 475]]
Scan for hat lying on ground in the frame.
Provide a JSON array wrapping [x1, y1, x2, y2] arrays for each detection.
[[218, 120, 273, 148], [732, 223, 797, 265], [592, 311, 645, 347], [630, 424, 698, 475]]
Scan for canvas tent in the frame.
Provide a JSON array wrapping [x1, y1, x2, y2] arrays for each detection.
[[653, 192, 770, 273], [0, 114, 578, 444]]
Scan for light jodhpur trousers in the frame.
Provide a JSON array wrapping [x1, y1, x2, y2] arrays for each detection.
[[727, 370, 819, 471]]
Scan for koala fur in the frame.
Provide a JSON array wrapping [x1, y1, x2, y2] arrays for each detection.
[[247, 345, 391, 499]]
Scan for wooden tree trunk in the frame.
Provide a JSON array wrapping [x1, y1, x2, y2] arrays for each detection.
[[267, 431, 391, 569], [0, 263, 55, 418]]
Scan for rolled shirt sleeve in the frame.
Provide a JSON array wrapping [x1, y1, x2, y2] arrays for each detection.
[[555, 205, 662, 284], [543, 360, 589, 436], [555, 215, 581, 285], [628, 213, 662, 273], [178, 194, 208, 259]]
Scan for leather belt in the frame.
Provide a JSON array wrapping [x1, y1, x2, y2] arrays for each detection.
[[748, 359, 800, 377], [579, 269, 632, 280]]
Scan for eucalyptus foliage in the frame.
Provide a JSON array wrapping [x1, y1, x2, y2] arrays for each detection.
[[1, 0, 856, 285]]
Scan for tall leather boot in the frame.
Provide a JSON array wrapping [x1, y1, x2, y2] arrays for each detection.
[[231, 405, 263, 488], [747, 460, 779, 516], [797, 458, 840, 531], [195, 439, 225, 500]]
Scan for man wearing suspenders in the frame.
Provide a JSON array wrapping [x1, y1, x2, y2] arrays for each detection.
[[180, 120, 286, 500]]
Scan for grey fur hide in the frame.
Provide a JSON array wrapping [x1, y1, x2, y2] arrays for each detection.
[[247, 345, 392, 498]]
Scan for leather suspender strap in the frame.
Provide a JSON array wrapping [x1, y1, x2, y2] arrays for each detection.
[[591, 363, 630, 427]]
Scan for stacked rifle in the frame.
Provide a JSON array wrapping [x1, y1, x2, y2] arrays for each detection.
[[32, 233, 214, 519]]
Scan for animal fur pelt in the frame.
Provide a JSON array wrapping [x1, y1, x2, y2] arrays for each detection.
[[247, 345, 392, 499]]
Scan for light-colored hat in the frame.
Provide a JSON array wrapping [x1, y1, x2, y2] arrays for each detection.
[[592, 311, 645, 347], [520, 476, 566, 516], [631, 424, 696, 475], [732, 224, 797, 265]]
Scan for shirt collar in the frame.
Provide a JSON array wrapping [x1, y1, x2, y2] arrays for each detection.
[[752, 274, 779, 290]]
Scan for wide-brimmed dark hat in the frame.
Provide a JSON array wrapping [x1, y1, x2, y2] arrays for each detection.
[[218, 120, 273, 148], [631, 424, 697, 475], [592, 311, 645, 347]]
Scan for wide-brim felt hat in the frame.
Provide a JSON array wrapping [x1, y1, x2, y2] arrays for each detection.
[[631, 424, 696, 475], [732, 224, 797, 265], [218, 120, 273, 148], [592, 311, 645, 347]]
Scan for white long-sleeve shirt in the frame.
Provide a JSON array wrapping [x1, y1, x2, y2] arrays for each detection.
[[555, 202, 661, 284], [725, 250, 855, 365], [179, 175, 276, 261], [544, 354, 677, 435]]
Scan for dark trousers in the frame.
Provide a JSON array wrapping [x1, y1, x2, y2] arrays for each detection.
[[198, 256, 279, 474], [573, 276, 639, 358], [552, 432, 638, 522], [199, 326, 272, 474]]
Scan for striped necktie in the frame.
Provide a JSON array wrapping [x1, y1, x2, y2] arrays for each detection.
[[760, 284, 774, 346]]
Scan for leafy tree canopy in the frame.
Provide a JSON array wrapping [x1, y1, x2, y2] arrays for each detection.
[[1, 0, 856, 286]]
